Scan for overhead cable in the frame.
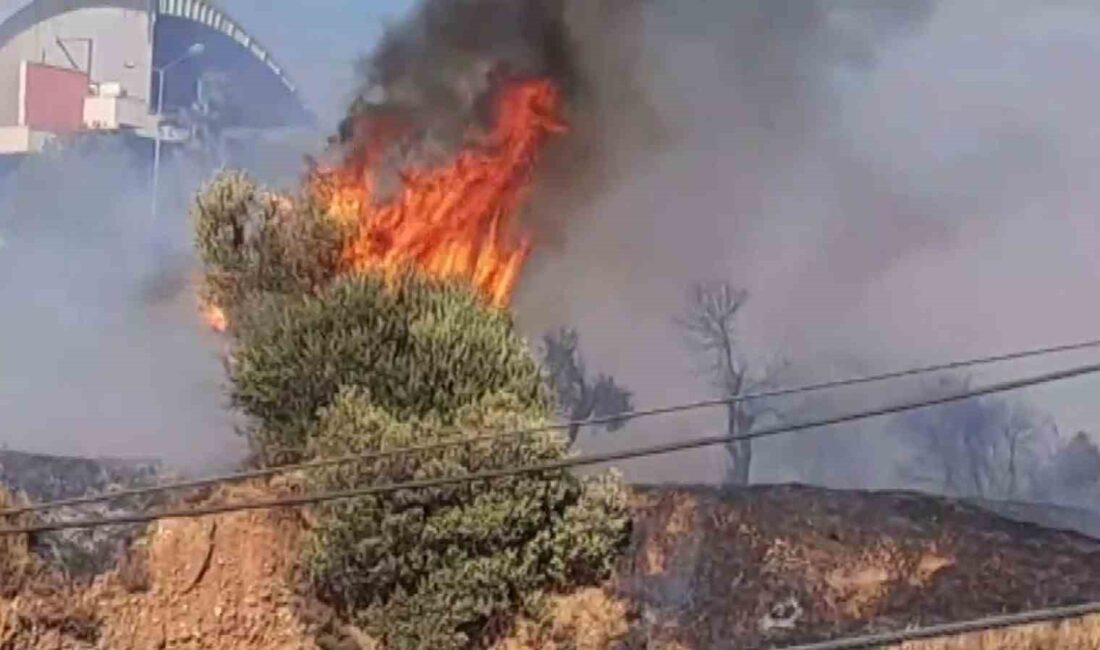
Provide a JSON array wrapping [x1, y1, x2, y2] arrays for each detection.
[[778, 600, 1100, 650], [2, 362, 1096, 536], [4, 337, 1099, 518]]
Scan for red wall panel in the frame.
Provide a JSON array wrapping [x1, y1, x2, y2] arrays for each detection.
[[23, 63, 88, 134]]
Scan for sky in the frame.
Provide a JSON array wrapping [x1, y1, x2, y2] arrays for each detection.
[[215, 0, 418, 125]]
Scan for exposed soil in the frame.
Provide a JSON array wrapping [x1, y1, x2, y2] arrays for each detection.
[[6, 483, 1100, 649], [1, 485, 318, 650]]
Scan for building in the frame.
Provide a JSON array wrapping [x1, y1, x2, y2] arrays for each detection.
[[0, 0, 310, 157]]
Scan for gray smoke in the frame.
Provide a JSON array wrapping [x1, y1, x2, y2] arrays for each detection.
[[0, 140, 244, 470], [506, 0, 1100, 487], [335, 0, 1100, 487], [216, 0, 1100, 491]]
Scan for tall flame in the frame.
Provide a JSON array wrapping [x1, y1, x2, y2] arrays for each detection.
[[311, 77, 567, 307]]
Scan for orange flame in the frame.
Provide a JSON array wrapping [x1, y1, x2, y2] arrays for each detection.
[[310, 77, 566, 307], [201, 302, 227, 333]]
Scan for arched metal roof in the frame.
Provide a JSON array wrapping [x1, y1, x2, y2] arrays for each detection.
[[0, 0, 303, 106], [0, 0, 147, 46], [154, 0, 297, 95]]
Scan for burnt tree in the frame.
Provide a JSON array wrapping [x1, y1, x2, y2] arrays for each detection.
[[895, 375, 1059, 500], [678, 282, 782, 486], [541, 328, 633, 447]]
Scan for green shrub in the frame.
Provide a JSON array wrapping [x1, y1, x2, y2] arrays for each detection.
[[191, 170, 346, 329], [197, 170, 631, 649], [229, 272, 547, 460], [303, 388, 631, 650]]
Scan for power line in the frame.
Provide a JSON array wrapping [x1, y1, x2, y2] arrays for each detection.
[[5, 337, 1100, 518], [778, 600, 1100, 650], [2, 361, 1096, 536]]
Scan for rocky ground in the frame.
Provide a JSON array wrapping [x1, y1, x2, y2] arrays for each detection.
[[0, 451, 160, 503], [0, 450, 167, 576], [4, 482, 1100, 649]]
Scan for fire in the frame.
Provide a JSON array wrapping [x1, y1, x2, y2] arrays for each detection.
[[201, 302, 227, 333], [310, 77, 566, 307]]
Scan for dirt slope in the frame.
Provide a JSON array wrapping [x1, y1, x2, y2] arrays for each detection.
[[1, 485, 318, 650], [5, 483, 1100, 649]]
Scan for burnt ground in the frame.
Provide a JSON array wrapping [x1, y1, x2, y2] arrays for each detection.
[[6, 481, 1100, 649], [616, 484, 1100, 649]]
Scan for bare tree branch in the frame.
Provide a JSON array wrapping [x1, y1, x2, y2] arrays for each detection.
[[677, 281, 784, 487], [540, 328, 634, 447], [894, 376, 1062, 500]]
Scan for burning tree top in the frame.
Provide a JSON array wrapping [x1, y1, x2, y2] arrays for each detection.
[[310, 77, 567, 308]]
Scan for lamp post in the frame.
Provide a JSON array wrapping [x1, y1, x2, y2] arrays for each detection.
[[151, 42, 204, 223]]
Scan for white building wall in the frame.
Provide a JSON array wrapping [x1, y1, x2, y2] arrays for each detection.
[[84, 93, 150, 130], [0, 6, 151, 126], [0, 124, 54, 153]]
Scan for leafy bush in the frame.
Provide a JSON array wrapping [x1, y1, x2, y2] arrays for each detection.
[[191, 170, 346, 329], [229, 272, 547, 460], [197, 170, 631, 649], [304, 388, 630, 650]]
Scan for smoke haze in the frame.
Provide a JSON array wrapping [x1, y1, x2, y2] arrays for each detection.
[[9, 0, 1100, 488], [504, 0, 1100, 486], [0, 141, 243, 470], [301, 0, 1100, 488], [215, 0, 417, 125]]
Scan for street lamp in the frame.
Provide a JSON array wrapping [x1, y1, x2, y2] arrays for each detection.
[[151, 42, 205, 223]]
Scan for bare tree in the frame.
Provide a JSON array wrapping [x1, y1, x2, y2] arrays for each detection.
[[1036, 430, 1100, 503], [895, 375, 1059, 500], [541, 328, 634, 447], [677, 282, 782, 486]]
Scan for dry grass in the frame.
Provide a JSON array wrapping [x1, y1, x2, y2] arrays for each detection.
[[896, 613, 1100, 649], [639, 492, 698, 577], [0, 487, 36, 597], [493, 588, 631, 650]]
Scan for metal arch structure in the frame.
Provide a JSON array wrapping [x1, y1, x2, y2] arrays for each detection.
[[0, 0, 147, 48], [152, 0, 298, 97], [150, 0, 312, 128], [0, 0, 311, 128]]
